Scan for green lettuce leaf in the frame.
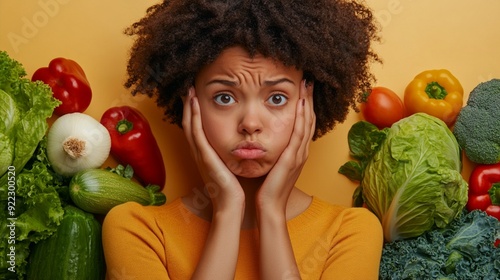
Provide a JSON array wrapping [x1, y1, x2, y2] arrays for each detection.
[[0, 138, 68, 279], [0, 51, 60, 198], [0, 51, 63, 279]]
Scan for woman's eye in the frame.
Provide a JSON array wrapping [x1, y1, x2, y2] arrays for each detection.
[[267, 94, 288, 106], [214, 94, 235, 105]]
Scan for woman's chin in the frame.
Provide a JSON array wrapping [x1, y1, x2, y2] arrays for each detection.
[[233, 167, 270, 180]]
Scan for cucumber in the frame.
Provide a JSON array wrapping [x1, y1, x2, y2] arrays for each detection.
[[69, 168, 166, 214], [27, 205, 105, 280]]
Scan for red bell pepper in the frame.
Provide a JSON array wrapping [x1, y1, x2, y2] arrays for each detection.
[[467, 162, 500, 220], [32, 57, 92, 116], [100, 106, 166, 189]]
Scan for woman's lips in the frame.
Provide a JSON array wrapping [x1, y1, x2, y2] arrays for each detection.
[[232, 142, 266, 159]]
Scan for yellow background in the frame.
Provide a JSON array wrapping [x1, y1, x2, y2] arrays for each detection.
[[1, 0, 499, 207]]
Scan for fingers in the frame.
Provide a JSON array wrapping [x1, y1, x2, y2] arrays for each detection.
[[304, 80, 316, 146], [284, 80, 315, 163], [257, 80, 314, 205], [182, 87, 215, 167], [182, 87, 197, 158], [182, 87, 239, 191], [189, 91, 208, 154]]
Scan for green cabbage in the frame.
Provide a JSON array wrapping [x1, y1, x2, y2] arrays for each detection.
[[340, 113, 468, 242]]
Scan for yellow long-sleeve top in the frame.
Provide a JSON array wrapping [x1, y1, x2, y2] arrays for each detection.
[[102, 196, 383, 280]]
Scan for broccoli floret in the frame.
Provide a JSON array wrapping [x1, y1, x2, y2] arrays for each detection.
[[453, 79, 500, 164]]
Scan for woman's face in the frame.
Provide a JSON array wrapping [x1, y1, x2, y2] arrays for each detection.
[[194, 46, 304, 178]]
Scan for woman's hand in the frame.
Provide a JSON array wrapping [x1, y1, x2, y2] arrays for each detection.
[[182, 87, 245, 214], [256, 79, 316, 214], [256, 79, 315, 280], [183, 87, 244, 280]]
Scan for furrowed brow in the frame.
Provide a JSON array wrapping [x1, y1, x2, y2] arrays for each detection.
[[205, 78, 294, 87], [206, 79, 238, 86], [263, 78, 295, 86]]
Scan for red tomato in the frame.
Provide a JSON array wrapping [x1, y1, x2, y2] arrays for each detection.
[[360, 87, 406, 129]]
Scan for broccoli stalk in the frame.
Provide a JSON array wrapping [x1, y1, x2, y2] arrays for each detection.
[[453, 79, 500, 164]]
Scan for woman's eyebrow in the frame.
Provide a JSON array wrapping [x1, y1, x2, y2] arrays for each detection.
[[206, 79, 237, 86], [263, 78, 295, 86], [205, 77, 295, 87]]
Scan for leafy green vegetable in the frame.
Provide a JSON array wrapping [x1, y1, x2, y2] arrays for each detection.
[[453, 78, 500, 164], [0, 51, 63, 279], [0, 50, 60, 195], [338, 121, 388, 183], [340, 113, 468, 242], [0, 137, 69, 279], [380, 210, 500, 280], [338, 121, 388, 206]]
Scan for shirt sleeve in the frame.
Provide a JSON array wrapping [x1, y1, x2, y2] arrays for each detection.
[[321, 207, 384, 280], [102, 202, 170, 280]]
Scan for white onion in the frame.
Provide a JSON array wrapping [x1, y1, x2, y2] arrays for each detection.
[[47, 113, 111, 177]]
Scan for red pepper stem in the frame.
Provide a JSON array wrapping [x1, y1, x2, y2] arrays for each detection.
[[116, 119, 134, 135], [425, 81, 448, 99]]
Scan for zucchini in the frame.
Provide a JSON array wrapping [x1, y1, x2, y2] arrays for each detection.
[[27, 205, 105, 280], [69, 168, 166, 214]]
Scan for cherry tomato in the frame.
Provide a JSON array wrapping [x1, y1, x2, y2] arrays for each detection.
[[360, 86, 406, 129]]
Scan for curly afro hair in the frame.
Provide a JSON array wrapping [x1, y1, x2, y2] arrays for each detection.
[[124, 0, 381, 140]]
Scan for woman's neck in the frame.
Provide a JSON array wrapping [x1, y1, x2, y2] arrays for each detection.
[[237, 176, 264, 229], [182, 176, 311, 230]]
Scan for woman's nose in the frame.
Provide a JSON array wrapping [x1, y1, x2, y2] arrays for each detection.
[[237, 104, 263, 135]]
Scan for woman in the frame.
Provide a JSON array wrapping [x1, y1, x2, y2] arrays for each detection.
[[103, 1, 383, 279]]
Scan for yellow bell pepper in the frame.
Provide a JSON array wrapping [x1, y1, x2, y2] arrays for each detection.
[[404, 69, 464, 127]]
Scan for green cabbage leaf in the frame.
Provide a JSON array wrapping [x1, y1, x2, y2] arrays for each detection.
[[340, 113, 468, 242]]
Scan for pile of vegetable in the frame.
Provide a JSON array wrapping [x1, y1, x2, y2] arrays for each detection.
[[0, 52, 167, 279], [350, 69, 500, 278]]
